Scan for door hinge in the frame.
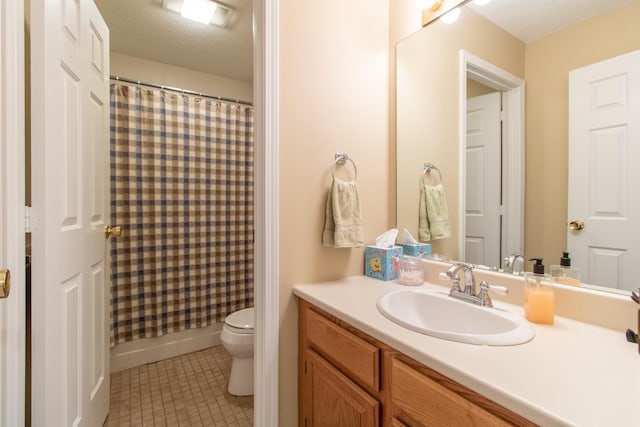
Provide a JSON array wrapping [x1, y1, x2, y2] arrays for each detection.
[[500, 110, 505, 122], [24, 206, 37, 233], [304, 361, 307, 374], [304, 417, 308, 427], [499, 205, 505, 216]]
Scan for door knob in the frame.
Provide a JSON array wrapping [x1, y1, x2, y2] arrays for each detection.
[[105, 225, 123, 238], [0, 270, 10, 299], [569, 220, 585, 230]]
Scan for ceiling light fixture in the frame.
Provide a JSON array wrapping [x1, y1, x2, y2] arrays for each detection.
[[440, 7, 461, 24], [162, 0, 233, 27], [473, 0, 492, 5], [181, 0, 217, 24]]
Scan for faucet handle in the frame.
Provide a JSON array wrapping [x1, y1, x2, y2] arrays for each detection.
[[504, 256, 512, 269], [439, 271, 462, 293], [480, 282, 508, 296], [477, 281, 509, 308]]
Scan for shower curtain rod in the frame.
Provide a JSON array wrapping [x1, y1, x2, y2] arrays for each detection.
[[110, 75, 253, 106]]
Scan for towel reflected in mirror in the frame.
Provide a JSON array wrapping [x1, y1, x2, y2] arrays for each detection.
[[419, 183, 451, 241]]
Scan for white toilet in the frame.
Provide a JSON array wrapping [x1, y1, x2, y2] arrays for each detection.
[[220, 307, 254, 396]]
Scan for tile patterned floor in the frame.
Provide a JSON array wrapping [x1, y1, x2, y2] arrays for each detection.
[[105, 345, 253, 427]]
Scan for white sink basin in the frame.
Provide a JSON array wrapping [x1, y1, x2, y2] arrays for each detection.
[[376, 289, 535, 346]]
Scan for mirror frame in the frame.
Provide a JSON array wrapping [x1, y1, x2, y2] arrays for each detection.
[[458, 50, 525, 265]]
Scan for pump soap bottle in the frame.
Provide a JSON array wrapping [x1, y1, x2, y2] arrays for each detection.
[[524, 258, 555, 325], [550, 252, 581, 286]]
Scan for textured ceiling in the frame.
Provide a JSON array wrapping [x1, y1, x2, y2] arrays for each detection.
[[468, 0, 633, 43], [95, 0, 253, 82]]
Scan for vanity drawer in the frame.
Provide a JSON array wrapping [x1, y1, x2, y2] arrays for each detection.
[[390, 357, 506, 426], [304, 307, 380, 392], [389, 356, 530, 426]]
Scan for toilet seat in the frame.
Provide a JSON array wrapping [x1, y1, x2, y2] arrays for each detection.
[[224, 307, 254, 334]]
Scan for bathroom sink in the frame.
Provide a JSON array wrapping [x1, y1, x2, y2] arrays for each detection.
[[376, 289, 535, 346]]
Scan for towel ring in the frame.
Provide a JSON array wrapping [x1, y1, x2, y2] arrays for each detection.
[[422, 162, 442, 184], [332, 153, 358, 181]]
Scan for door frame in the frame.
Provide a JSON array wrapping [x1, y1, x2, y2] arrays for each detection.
[[0, 1, 26, 426], [458, 50, 525, 266], [253, 1, 279, 425], [16, 1, 279, 424]]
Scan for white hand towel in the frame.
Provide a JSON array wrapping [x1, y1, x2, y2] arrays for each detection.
[[323, 178, 364, 248], [418, 183, 451, 241]]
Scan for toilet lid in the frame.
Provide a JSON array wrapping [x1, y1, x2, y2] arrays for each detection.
[[225, 307, 254, 331]]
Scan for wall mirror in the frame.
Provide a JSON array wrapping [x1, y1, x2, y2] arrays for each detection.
[[396, 0, 640, 294]]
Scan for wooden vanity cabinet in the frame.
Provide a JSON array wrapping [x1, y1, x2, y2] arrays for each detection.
[[387, 354, 533, 426], [298, 299, 537, 427], [299, 299, 382, 426]]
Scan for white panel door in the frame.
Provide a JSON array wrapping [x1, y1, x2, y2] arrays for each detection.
[[568, 49, 640, 291], [466, 92, 502, 267], [0, 1, 26, 426], [31, 0, 110, 425]]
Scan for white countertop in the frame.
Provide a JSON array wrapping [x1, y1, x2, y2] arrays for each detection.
[[293, 276, 640, 427]]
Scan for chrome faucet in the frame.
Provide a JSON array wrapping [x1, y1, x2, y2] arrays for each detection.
[[444, 262, 476, 295], [439, 262, 508, 308], [504, 253, 525, 274]]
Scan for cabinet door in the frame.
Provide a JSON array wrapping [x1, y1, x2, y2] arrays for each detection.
[[301, 349, 380, 427], [390, 357, 512, 427], [305, 307, 380, 392]]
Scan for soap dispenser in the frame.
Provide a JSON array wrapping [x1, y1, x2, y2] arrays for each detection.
[[550, 252, 581, 286], [524, 258, 555, 325]]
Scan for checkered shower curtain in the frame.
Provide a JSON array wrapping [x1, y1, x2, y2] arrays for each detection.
[[109, 83, 254, 346]]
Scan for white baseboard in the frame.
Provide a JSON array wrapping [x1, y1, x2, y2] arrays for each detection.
[[110, 323, 223, 373]]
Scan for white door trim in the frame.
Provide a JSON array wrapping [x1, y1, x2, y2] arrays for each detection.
[[253, 0, 279, 425], [0, 1, 26, 426], [459, 50, 525, 266], [16, 1, 279, 425]]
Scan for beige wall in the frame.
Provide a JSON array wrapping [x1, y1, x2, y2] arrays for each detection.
[[278, 1, 393, 424], [110, 52, 253, 102], [524, 0, 640, 267], [389, 1, 424, 227], [396, 7, 525, 260]]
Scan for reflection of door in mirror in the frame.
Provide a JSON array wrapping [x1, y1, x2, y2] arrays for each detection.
[[568, 49, 640, 292], [397, 1, 640, 294], [465, 86, 501, 267], [459, 51, 525, 269]]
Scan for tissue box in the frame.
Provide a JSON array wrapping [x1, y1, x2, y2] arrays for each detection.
[[402, 243, 432, 258], [364, 246, 403, 281]]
